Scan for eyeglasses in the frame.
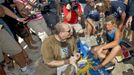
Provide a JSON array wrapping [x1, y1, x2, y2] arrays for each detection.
[[64, 29, 71, 33]]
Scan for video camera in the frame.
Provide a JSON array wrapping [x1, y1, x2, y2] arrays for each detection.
[[27, 0, 51, 13], [27, 12, 37, 20], [66, 1, 78, 11]]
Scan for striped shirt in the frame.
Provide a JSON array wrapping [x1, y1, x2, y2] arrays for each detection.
[[13, 0, 43, 21]]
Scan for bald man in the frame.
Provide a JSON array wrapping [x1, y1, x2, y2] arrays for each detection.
[[41, 22, 80, 75]]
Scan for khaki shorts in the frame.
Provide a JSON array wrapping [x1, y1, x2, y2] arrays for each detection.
[[27, 18, 51, 42], [69, 23, 83, 33], [0, 29, 22, 62]]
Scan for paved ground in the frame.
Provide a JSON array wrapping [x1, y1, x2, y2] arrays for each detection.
[[4, 34, 134, 75]]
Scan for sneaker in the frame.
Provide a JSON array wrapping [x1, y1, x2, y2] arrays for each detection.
[[21, 67, 35, 75], [115, 56, 123, 63], [104, 63, 115, 71]]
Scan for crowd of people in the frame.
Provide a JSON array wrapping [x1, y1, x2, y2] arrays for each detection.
[[0, 0, 134, 75]]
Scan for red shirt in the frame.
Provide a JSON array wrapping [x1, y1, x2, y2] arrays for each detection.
[[63, 2, 83, 24]]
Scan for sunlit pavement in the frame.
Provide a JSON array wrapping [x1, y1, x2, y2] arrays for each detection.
[[5, 35, 134, 75]]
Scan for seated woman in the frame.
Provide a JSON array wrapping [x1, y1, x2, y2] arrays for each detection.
[[92, 15, 123, 70]]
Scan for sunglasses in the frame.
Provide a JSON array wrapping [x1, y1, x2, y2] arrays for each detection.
[[65, 29, 71, 33]]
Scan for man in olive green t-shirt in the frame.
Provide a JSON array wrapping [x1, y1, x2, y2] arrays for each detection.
[[41, 22, 80, 75]]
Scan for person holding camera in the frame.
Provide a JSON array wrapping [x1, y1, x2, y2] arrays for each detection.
[[1, 0, 38, 50], [14, 0, 51, 42], [63, 0, 83, 34]]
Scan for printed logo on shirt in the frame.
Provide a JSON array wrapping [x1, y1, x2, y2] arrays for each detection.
[[60, 46, 69, 59], [117, 7, 122, 14], [89, 10, 98, 15], [112, 7, 122, 18]]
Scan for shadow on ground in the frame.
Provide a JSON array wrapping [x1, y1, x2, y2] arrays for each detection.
[[122, 68, 134, 75]]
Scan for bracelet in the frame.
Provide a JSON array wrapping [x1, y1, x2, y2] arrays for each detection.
[[64, 59, 69, 64]]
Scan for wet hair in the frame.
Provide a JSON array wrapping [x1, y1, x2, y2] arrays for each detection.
[[105, 15, 115, 25]]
